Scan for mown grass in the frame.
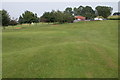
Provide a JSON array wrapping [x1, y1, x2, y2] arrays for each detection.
[[2, 20, 118, 78]]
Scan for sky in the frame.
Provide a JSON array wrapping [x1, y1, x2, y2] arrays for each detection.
[[2, 0, 120, 2], [2, 1, 119, 19]]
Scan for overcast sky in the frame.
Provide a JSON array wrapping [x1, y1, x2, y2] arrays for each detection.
[[2, 0, 120, 2], [2, 1, 119, 19]]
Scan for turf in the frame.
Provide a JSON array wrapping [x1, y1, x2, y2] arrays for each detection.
[[2, 20, 118, 78]]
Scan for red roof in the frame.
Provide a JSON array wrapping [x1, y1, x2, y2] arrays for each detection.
[[75, 16, 86, 20]]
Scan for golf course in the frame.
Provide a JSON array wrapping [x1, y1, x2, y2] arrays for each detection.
[[2, 20, 118, 78]]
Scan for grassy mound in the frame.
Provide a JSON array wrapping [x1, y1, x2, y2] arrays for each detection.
[[107, 15, 120, 20]]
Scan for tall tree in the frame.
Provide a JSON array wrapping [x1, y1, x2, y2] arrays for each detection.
[[18, 15, 23, 24], [40, 12, 51, 23], [33, 13, 39, 23], [73, 6, 84, 16], [18, 10, 39, 24], [64, 7, 73, 15], [2, 10, 10, 27], [81, 6, 95, 19], [73, 7, 79, 16], [56, 10, 74, 23], [77, 6, 84, 15], [95, 6, 113, 18]]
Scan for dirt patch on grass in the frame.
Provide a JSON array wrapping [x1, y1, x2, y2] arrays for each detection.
[[15, 27, 22, 29]]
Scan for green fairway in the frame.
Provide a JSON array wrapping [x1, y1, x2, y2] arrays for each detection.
[[2, 20, 118, 78]]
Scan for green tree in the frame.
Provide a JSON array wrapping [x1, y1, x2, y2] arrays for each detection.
[[54, 10, 64, 23], [77, 6, 84, 15], [73, 6, 84, 16], [49, 10, 57, 23], [64, 7, 73, 15], [2, 10, 10, 28], [55, 10, 74, 23], [18, 10, 39, 24], [95, 6, 113, 18], [18, 15, 23, 24], [73, 7, 79, 16], [33, 13, 39, 23], [81, 6, 95, 19], [40, 12, 51, 23]]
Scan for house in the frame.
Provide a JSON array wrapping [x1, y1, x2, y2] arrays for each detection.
[[75, 16, 86, 21], [73, 16, 86, 22]]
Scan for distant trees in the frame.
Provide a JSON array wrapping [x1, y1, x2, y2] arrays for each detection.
[[18, 10, 39, 24], [40, 5, 113, 23], [64, 6, 113, 19], [0, 5, 114, 28], [40, 10, 74, 23], [1, 10, 40, 28], [66, 6, 95, 19], [95, 6, 113, 18]]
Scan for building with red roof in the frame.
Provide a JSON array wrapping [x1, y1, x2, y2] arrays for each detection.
[[75, 16, 86, 20]]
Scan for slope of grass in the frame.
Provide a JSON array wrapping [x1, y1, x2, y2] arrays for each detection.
[[107, 15, 120, 20], [2, 20, 118, 78]]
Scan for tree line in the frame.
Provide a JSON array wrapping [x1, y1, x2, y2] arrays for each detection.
[[65, 6, 113, 19], [0, 5, 118, 28], [40, 6, 113, 23]]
